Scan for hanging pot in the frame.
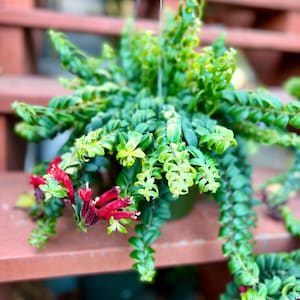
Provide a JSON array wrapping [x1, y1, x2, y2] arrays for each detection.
[[169, 186, 200, 220]]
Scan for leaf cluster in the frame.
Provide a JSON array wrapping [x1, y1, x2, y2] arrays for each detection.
[[222, 250, 300, 300], [28, 198, 64, 248]]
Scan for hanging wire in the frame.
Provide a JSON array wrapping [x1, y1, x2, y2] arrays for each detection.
[[157, 0, 163, 98]]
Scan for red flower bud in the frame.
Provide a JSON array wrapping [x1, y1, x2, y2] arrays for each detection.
[[78, 187, 92, 202]]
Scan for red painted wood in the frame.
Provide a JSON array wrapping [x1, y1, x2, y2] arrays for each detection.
[[0, 284, 13, 300], [0, 169, 299, 282], [200, 25, 300, 53], [1, 8, 300, 52], [0, 28, 32, 75], [261, 11, 300, 34], [0, 0, 34, 7], [0, 0, 36, 75], [0, 76, 293, 114], [0, 116, 7, 171], [0, 7, 157, 36], [209, 0, 300, 11], [0, 76, 72, 113]]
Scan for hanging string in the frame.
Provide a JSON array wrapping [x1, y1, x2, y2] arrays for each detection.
[[157, 0, 163, 98]]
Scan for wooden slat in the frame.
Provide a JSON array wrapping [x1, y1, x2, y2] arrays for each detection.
[[0, 7, 157, 36], [0, 76, 71, 113], [0, 27, 35, 74], [1, 8, 300, 52], [201, 26, 300, 52], [0, 0, 36, 74], [0, 115, 27, 171], [0, 76, 294, 114], [209, 0, 300, 11], [0, 169, 299, 282], [0, 0, 34, 7]]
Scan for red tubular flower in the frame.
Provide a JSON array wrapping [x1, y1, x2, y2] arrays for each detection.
[[101, 210, 140, 221], [94, 186, 121, 208], [78, 185, 140, 226], [78, 186, 92, 202], [78, 186, 92, 218], [96, 189, 139, 221], [30, 175, 46, 188], [97, 198, 132, 217], [48, 164, 75, 204]]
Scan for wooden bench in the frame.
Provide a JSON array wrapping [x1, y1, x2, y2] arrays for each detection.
[[1, 0, 300, 298], [1, 167, 300, 297]]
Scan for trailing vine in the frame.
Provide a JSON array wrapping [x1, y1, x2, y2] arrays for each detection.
[[129, 182, 173, 281], [215, 144, 259, 287], [222, 250, 300, 299]]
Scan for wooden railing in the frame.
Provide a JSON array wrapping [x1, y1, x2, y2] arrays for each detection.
[[1, 7, 300, 52]]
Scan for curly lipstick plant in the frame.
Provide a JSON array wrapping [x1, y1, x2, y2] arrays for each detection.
[[13, 0, 300, 297]]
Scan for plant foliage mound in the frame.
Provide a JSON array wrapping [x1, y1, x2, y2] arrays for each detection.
[[13, 1, 300, 298]]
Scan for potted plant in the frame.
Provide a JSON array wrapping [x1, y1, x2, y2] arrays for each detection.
[[13, 0, 300, 298]]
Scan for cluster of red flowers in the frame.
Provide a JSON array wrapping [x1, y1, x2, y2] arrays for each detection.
[[30, 157, 63, 202], [78, 185, 140, 226], [47, 158, 75, 204], [29, 157, 139, 225]]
